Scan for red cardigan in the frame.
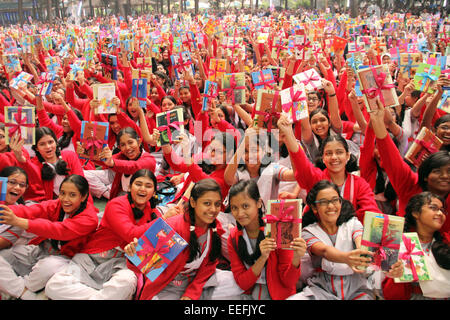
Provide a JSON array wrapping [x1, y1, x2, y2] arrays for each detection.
[[139, 212, 225, 300], [376, 134, 450, 233], [10, 199, 98, 257], [289, 145, 381, 223], [227, 227, 301, 300], [81, 195, 162, 254]]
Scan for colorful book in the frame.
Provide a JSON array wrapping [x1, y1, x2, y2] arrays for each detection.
[[264, 199, 302, 249], [399, 53, 422, 78], [414, 63, 441, 94], [359, 212, 404, 272], [202, 80, 218, 111], [126, 217, 188, 283], [208, 58, 227, 82], [0, 177, 7, 201], [3, 54, 22, 74], [280, 83, 308, 123], [438, 90, 450, 113], [132, 78, 148, 109], [44, 56, 60, 73], [271, 37, 289, 60], [405, 127, 443, 168], [36, 72, 55, 96], [10, 72, 33, 90], [221, 73, 246, 105], [252, 89, 282, 131], [170, 51, 194, 80], [100, 53, 118, 80], [293, 68, 323, 92], [156, 108, 184, 146], [93, 83, 116, 114], [79, 121, 109, 161], [269, 66, 286, 89], [4, 106, 35, 145], [394, 232, 432, 283], [251, 69, 276, 90]]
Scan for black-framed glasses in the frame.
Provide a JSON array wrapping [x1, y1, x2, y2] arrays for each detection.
[[314, 197, 342, 207], [428, 204, 447, 216], [7, 180, 28, 189]]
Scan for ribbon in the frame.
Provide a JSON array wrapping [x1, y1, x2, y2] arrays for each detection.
[[157, 112, 184, 144], [281, 87, 306, 122], [203, 83, 218, 107], [295, 40, 311, 60], [263, 200, 301, 249], [401, 54, 419, 78], [273, 39, 287, 60], [136, 230, 175, 270], [252, 91, 281, 132], [361, 214, 400, 269], [81, 122, 107, 158], [399, 235, 424, 282], [298, 70, 321, 89], [174, 52, 192, 76], [223, 74, 245, 104], [5, 107, 35, 139], [415, 66, 439, 92], [5, 55, 20, 72], [254, 70, 275, 89], [361, 67, 395, 105], [36, 73, 54, 96]]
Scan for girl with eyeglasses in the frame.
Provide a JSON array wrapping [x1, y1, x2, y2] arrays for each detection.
[[382, 192, 450, 300], [287, 180, 402, 300]]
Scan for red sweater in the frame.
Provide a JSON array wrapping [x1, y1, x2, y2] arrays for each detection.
[[228, 227, 301, 300], [10, 199, 98, 257], [139, 212, 225, 300], [81, 195, 161, 254]]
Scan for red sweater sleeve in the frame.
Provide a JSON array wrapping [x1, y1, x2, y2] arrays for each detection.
[[382, 276, 413, 300], [36, 108, 64, 137], [289, 145, 325, 191], [112, 152, 156, 175], [189, 82, 203, 119], [359, 126, 377, 190], [66, 84, 88, 111]]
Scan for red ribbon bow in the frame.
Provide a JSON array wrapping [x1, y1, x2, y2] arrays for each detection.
[[264, 200, 301, 248], [252, 91, 281, 132], [281, 87, 306, 122], [81, 122, 106, 157], [361, 214, 400, 269], [157, 112, 184, 144], [399, 235, 424, 282], [223, 74, 245, 104], [299, 71, 320, 89], [254, 70, 275, 89], [5, 107, 35, 139], [208, 60, 225, 80], [174, 52, 192, 75], [361, 67, 395, 105], [136, 230, 175, 270]]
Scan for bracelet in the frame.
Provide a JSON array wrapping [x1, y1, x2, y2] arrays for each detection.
[[328, 93, 336, 97]]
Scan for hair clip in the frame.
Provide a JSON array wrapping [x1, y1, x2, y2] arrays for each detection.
[[189, 225, 195, 232]]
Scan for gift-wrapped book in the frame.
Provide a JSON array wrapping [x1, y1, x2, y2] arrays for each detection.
[[4, 106, 35, 145], [404, 127, 443, 168], [156, 108, 184, 146], [80, 121, 109, 161], [252, 89, 282, 132]]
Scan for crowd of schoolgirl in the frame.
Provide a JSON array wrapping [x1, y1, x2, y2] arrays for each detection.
[[0, 9, 449, 300]]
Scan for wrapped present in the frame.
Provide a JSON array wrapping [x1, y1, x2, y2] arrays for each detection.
[[4, 106, 35, 145], [224, 36, 244, 59], [156, 108, 184, 146], [10, 71, 33, 90], [21, 35, 33, 54], [271, 37, 289, 60], [132, 79, 148, 109], [347, 41, 364, 53], [399, 53, 422, 78], [251, 69, 276, 90], [280, 84, 308, 123], [438, 56, 450, 72], [202, 80, 218, 111], [357, 64, 398, 111], [269, 66, 286, 89], [356, 36, 372, 51], [3, 54, 22, 74], [36, 72, 55, 96], [126, 217, 188, 282], [93, 83, 117, 114], [44, 56, 60, 73], [208, 58, 227, 82], [346, 52, 365, 72], [389, 47, 401, 65], [293, 68, 323, 92], [181, 32, 196, 51], [136, 57, 152, 70], [371, 37, 387, 55], [118, 32, 134, 52], [222, 73, 246, 105], [4, 38, 19, 55], [414, 63, 441, 94], [291, 35, 312, 60], [394, 233, 432, 283], [438, 90, 450, 113], [100, 53, 118, 80], [79, 121, 109, 161], [42, 36, 53, 51], [257, 33, 269, 44], [332, 36, 347, 55], [252, 89, 282, 132], [264, 199, 302, 249], [405, 127, 443, 168], [171, 51, 194, 80], [68, 61, 85, 81], [359, 212, 404, 272]]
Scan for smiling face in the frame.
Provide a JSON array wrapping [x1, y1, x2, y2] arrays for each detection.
[[179, 87, 191, 103], [109, 115, 121, 135], [130, 176, 155, 211], [58, 181, 87, 215], [435, 121, 450, 146], [414, 197, 446, 234], [425, 164, 450, 196], [190, 191, 222, 228], [322, 141, 350, 174], [36, 134, 58, 163], [5, 172, 27, 205], [161, 97, 175, 112], [127, 98, 139, 120], [0, 128, 6, 153], [310, 112, 330, 139], [61, 114, 71, 133], [312, 187, 342, 227], [119, 133, 141, 160], [229, 191, 261, 230]]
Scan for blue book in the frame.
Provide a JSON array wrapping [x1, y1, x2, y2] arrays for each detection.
[[202, 80, 218, 111], [251, 69, 275, 90], [126, 217, 188, 282], [0, 177, 7, 201], [100, 53, 118, 80], [132, 78, 148, 109], [170, 51, 194, 80]]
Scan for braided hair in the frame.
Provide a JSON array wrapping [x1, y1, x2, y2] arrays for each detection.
[[228, 179, 266, 266], [185, 179, 222, 263], [32, 127, 70, 181], [126, 169, 159, 221]]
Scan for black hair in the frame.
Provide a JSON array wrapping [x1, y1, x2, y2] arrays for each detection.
[[50, 174, 90, 251], [303, 180, 356, 228], [434, 114, 450, 130], [0, 123, 10, 152], [315, 135, 359, 172], [228, 179, 265, 266], [32, 127, 70, 180], [126, 169, 158, 221], [58, 108, 84, 150], [117, 127, 143, 158], [200, 131, 236, 174], [417, 151, 450, 191], [185, 178, 222, 263], [404, 192, 450, 270], [0, 166, 28, 205]]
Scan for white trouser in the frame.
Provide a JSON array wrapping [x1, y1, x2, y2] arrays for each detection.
[[45, 264, 137, 300], [83, 169, 115, 199]]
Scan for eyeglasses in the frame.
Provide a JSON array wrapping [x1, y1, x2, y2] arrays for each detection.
[[314, 197, 342, 207], [7, 180, 28, 189], [428, 204, 447, 216]]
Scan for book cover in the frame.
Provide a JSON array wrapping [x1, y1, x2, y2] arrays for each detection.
[[251, 69, 276, 90], [271, 37, 289, 60], [126, 217, 188, 282], [4, 106, 35, 145], [202, 80, 218, 111], [10, 72, 33, 90], [269, 66, 286, 88], [394, 232, 432, 283], [414, 63, 441, 94], [404, 127, 443, 168], [399, 53, 422, 78], [438, 90, 450, 113], [280, 83, 308, 123], [156, 108, 184, 146], [171, 51, 194, 80], [45, 56, 60, 73], [0, 177, 7, 201], [293, 68, 323, 92], [79, 121, 109, 161], [36, 72, 55, 96], [252, 89, 282, 131], [221, 72, 246, 105], [360, 212, 404, 272], [3, 54, 22, 73], [132, 78, 148, 109], [264, 199, 302, 249], [93, 83, 117, 114], [208, 58, 227, 82], [100, 53, 118, 80]]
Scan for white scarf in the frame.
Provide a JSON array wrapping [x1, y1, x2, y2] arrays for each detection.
[[182, 229, 211, 274]]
